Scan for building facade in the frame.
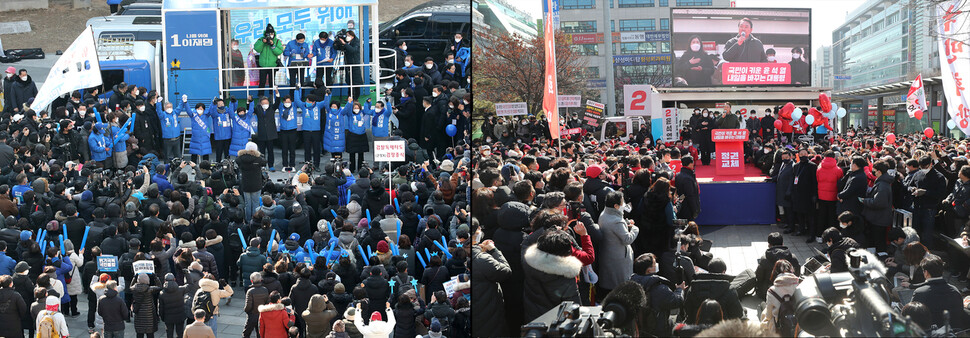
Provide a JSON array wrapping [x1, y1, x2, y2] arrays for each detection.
[[813, 45, 832, 89], [831, 0, 947, 135], [557, 0, 730, 109]]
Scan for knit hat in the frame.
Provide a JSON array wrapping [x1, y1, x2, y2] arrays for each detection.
[[344, 307, 356, 320], [357, 218, 368, 228], [100, 273, 111, 283], [125, 201, 138, 212], [81, 190, 93, 201], [289, 233, 300, 242], [64, 239, 74, 252], [137, 273, 149, 284], [245, 142, 258, 152], [5, 67, 14, 74], [370, 311, 382, 322], [430, 318, 442, 332], [377, 240, 389, 253], [439, 159, 454, 172], [382, 205, 395, 216], [333, 320, 345, 333], [45, 296, 59, 311], [586, 165, 603, 178], [189, 261, 203, 271], [165, 273, 175, 281], [334, 282, 345, 293], [46, 220, 59, 232], [19, 230, 30, 241], [298, 173, 309, 184], [15, 261, 28, 273]]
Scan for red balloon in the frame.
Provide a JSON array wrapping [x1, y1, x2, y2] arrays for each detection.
[[819, 93, 832, 113], [886, 133, 896, 143], [781, 102, 795, 119], [774, 119, 783, 129], [914, 110, 923, 120], [924, 127, 935, 138]]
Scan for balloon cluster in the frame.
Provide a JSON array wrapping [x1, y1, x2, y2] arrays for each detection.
[[776, 93, 845, 135]]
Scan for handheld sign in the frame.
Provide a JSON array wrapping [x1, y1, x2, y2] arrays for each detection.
[[97, 255, 118, 272], [133, 260, 155, 274]]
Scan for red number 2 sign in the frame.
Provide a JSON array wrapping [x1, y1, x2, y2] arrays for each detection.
[[630, 90, 647, 110]]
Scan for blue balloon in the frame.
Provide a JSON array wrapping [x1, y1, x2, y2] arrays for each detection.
[[792, 108, 803, 120], [816, 125, 827, 134], [837, 107, 847, 118], [446, 124, 458, 137]]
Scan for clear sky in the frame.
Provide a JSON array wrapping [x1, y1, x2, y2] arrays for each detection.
[[508, 0, 867, 59]]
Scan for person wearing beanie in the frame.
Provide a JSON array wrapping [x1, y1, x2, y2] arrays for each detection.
[[378, 205, 399, 243], [328, 282, 353, 318], [37, 296, 69, 337], [422, 318, 444, 338], [353, 302, 396, 338], [158, 272, 187, 338], [328, 320, 350, 338], [62, 239, 83, 317], [340, 306, 362, 338], [131, 272, 162, 335], [236, 140, 267, 221]]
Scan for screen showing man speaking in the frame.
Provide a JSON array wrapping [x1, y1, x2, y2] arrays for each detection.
[[670, 8, 811, 87]]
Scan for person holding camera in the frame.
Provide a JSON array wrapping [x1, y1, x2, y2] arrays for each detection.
[[253, 24, 284, 98], [336, 30, 362, 98], [283, 33, 312, 98], [312, 32, 335, 90]]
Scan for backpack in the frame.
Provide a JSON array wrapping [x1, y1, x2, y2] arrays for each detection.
[[769, 289, 797, 337], [639, 281, 658, 334], [36, 312, 59, 338], [193, 290, 215, 322], [119, 252, 136, 282]]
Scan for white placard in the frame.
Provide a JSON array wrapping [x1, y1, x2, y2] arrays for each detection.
[[133, 260, 154, 275], [30, 26, 102, 112], [373, 140, 406, 162], [624, 85, 651, 116], [495, 102, 528, 116], [558, 95, 581, 108]]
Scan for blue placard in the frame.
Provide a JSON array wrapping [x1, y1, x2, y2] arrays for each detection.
[[166, 11, 219, 70], [97, 255, 118, 272]]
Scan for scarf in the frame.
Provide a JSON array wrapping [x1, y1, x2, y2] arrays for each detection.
[[193, 111, 207, 131]]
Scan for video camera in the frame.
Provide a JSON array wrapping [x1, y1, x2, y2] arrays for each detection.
[[520, 302, 612, 338], [793, 249, 925, 337], [334, 29, 349, 50]]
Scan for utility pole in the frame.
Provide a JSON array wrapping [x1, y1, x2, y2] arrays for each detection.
[[603, 0, 617, 116]]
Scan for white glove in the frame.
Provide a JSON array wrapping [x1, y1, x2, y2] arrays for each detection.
[[182, 94, 188, 103], [157, 96, 164, 103]]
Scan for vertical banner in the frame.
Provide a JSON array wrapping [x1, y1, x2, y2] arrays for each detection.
[[30, 26, 102, 112], [907, 74, 927, 118], [938, 1, 970, 134], [165, 10, 220, 101], [662, 108, 678, 142], [542, 0, 560, 140]]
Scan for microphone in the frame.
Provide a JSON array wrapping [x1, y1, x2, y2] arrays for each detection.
[[740, 31, 747, 39], [598, 280, 647, 331]]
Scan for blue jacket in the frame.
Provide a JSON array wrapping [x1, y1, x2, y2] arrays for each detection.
[[295, 90, 326, 132], [323, 101, 353, 153], [277, 92, 299, 131], [338, 175, 355, 206], [229, 111, 255, 156], [187, 104, 213, 155], [346, 104, 371, 136], [157, 102, 182, 139], [153, 173, 174, 193], [88, 123, 111, 162], [366, 102, 393, 138], [11, 184, 31, 205], [108, 115, 134, 153], [53, 257, 74, 303], [312, 39, 335, 66], [0, 251, 14, 275], [209, 102, 236, 141], [284, 39, 311, 65]]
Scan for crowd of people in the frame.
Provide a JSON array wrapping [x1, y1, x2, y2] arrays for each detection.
[[472, 103, 970, 337], [0, 22, 474, 338]]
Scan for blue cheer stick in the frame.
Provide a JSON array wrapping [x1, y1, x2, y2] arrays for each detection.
[[38, 230, 46, 252], [415, 251, 427, 268], [237, 228, 247, 247], [441, 235, 448, 247], [80, 226, 90, 250], [322, 241, 336, 265], [394, 198, 400, 213], [415, 195, 419, 204], [330, 209, 338, 219], [326, 220, 335, 238], [358, 245, 370, 266], [396, 220, 402, 244], [367, 245, 373, 258], [62, 223, 67, 239], [269, 229, 277, 244], [424, 247, 433, 261], [434, 240, 452, 259], [59, 234, 66, 255], [366, 209, 371, 223]]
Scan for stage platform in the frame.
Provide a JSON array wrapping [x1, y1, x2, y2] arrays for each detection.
[[690, 163, 776, 226]]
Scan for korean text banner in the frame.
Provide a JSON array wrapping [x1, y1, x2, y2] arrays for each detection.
[[670, 8, 811, 87], [937, 0, 970, 135], [230, 7, 358, 59], [166, 10, 219, 70]]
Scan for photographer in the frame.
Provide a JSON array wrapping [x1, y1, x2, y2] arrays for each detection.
[[335, 30, 362, 98], [630, 252, 685, 336], [911, 254, 970, 329], [253, 24, 284, 98]]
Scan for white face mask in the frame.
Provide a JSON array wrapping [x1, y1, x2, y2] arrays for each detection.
[[4, 73, 10, 78], [463, 100, 469, 105], [425, 64, 434, 69], [283, 103, 291, 108], [473, 230, 483, 244], [691, 43, 701, 52], [703, 113, 709, 117], [196, 109, 204, 115], [261, 104, 269, 110], [133, 91, 140, 96], [486, 137, 492, 143], [793, 53, 801, 59], [404, 61, 412, 67], [767, 56, 776, 62], [455, 38, 461, 43], [401, 46, 407, 51], [138, 106, 145, 112], [353, 109, 361, 113], [449, 105, 454, 109], [447, 59, 455, 64], [78, 110, 87, 115], [232, 45, 239, 51], [19, 76, 26, 81], [840, 222, 849, 229], [621, 204, 632, 213], [165, 108, 173, 113], [432, 92, 439, 98]]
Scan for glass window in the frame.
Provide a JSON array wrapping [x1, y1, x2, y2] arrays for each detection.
[[660, 18, 669, 30], [659, 0, 668, 6], [886, 11, 899, 25], [570, 44, 599, 56], [619, 19, 655, 31], [619, 42, 657, 54], [396, 16, 428, 37], [618, 0, 653, 7], [611, 20, 615, 32], [562, 0, 595, 9], [562, 21, 597, 33], [660, 41, 670, 53], [586, 67, 600, 77], [675, 0, 712, 5]]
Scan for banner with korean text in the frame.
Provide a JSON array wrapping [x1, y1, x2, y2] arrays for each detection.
[[907, 74, 927, 119], [938, 1, 970, 134], [542, 0, 560, 139], [662, 108, 678, 143], [583, 100, 604, 129]]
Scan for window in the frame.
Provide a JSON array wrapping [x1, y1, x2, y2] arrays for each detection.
[[675, 0, 712, 5], [618, 0, 653, 7], [396, 16, 428, 37], [660, 18, 669, 30], [659, 0, 668, 6], [660, 41, 670, 53], [619, 19, 655, 31], [562, 21, 597, 33], [886, 11, 899, 25], [101, 70, 126, 95], [611, 20, 615, 32], [620, 42, 657, 54], [570, 44, 599, 56], [562, 0, 595, 9], [585, 67, 600, 77]]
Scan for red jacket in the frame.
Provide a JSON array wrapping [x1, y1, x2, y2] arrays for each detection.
[[258, 303, 291, 338], [816, 157, 844, 201], [570, 234, 595, 266]]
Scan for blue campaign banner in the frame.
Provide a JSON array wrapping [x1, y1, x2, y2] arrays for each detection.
[[694, 182, 776, 225], [229, 6, 359, 58], [165, 10, 220, 70], [651, 118, 663, 143], [613, 54, 672, 66], [542, 0, 559, 27], [97, 255, 118, 272]]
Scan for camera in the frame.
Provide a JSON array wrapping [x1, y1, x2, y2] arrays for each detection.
[[334, 29, 348, 50], [521, 302, 610, 337], [792, 249, 925, 337]]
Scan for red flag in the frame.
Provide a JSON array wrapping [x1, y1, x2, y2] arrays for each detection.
[[542, 0, 560, 140], [906, 73, 927, 119]]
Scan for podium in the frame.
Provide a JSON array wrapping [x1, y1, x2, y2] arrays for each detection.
[[711, 129, 749, 176]]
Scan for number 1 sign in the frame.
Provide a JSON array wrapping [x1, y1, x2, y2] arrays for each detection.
[[624, 85, 651, 116]]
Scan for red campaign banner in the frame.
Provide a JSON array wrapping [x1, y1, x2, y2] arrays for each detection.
[[721, 63, 792, 85], [711, 129, 749, 142], [571, 33, 599, 44], [560, 128, 582, 136], [702, 41, 717, 52], [542, 0, 560, 139]]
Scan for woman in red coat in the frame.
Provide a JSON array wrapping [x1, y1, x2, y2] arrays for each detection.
[[817, 151, 844, 234], [259, 291, 291, 338]]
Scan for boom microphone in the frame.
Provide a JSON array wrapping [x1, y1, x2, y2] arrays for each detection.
[[598, 280, 647, 332]]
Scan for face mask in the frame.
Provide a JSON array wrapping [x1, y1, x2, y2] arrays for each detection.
[[767, 56, 776, 62], [353, 109, 361, 113], [4, 73, 10, 78], [404, 61, 412, 67], [133, 91, 139, 96], [449, 105, 454, 109], [261, 104, 270, 110], [78, 110, 87, 115], [703, 113, 708, 117], [621, 204, 632, 213], [401, 46, 407, 51], [165, 108, 173, 113], [463, 100, 469, 105], [20, 76, 26, 81], [840, 223, 849, 229], [138, 106, 145, 112], [473, 230, 483, 244], [455, 38, 461, 43], [691, 43, 701, 52], [283, 103, 291, 108], [196, 109, 204, 115], [232, 45, 239, 51], [425, 64, 434, 69], [793, 53, 801, 59], [432, 92, 439, 98], [486, 137, 492, 143], [448, 59, 455, 64]]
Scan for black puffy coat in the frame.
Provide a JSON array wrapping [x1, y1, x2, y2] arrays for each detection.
[[235, 149, 267, 193], [0, 287, 27, 338], [520, 244, 582, 323], [362, 274, 390, 317], [288, 278, 318, 321], [681, 273, 743, 323], [131, 281, 162, 333], [158, 280, 186, 324], [471, 245, 510, 337]]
